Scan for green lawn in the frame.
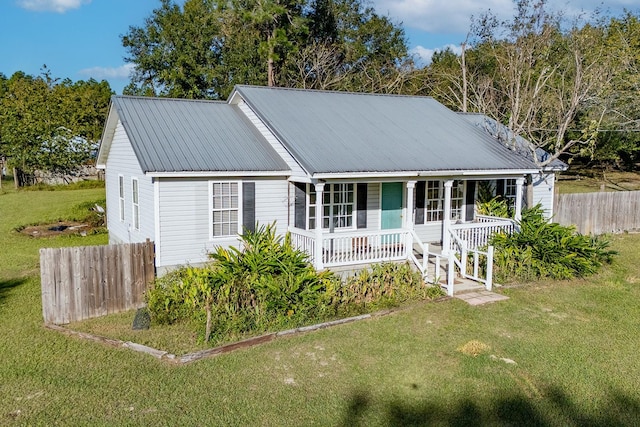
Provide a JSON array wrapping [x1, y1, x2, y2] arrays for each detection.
[[2, 186, 640, 425], [556, 170, 640, 193]]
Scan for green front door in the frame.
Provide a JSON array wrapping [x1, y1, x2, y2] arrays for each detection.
[[381, 182, 403, 230]]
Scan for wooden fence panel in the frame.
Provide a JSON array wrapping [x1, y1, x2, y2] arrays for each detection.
[[40, 241, 155, 324], [554, 191, 640, 235]]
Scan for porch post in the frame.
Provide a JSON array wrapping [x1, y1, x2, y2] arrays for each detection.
[[515, 177, 525, 222], [405, 181, 416, 229], [405, 181, 417, 260], [314, 182, 325, 270], [442, 180, 453, 254]]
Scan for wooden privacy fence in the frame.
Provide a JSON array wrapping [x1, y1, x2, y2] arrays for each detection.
[[40, 241, 155, 324], [554, 191, 640, 235]]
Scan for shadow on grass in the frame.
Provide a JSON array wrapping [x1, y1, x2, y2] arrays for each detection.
[[340, 385, 640, 426], [0, 278, 26, 306]]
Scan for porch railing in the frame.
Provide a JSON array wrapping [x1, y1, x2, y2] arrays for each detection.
[[409, 230, 455, 296], [288, 227, 410, 267], [450, 216, 516, 251], [289, 227, 457, 295]]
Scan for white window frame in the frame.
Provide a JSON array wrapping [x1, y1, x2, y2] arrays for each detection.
[[415, 180, 465, 223], [131, 177, 140, 231], [209, 181, 242, 239], [450, 180, 464, 221], [118, 174, 125, 222], [305, 183, 356, 231], [425, 180, 443, 222], [504, 178, 518, 210]]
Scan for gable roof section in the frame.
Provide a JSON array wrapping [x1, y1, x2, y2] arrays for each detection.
[[458, 113, 568, 172], [102, 96, 290, 174], [234, 85, 539, 176]]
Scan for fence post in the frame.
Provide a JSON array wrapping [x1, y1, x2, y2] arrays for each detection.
[[486, 246, 494, 291], [447, 254, 455, 297]]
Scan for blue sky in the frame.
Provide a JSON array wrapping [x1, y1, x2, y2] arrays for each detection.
[[1, 0, 637, 95]]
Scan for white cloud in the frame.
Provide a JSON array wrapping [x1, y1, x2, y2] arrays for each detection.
[[78, 64, 134, 80], [373, 0, 639, 33], [411, 43, 463, 65], [18, 0, 91, 13], [373, 0, 513, 33]]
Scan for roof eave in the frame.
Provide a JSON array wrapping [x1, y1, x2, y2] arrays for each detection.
[[312, 169, 540, 180], [146, 170, 291, 178]]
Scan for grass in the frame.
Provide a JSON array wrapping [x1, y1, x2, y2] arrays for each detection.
[[557, 170, 640, 193], [2, 186, 640, 425]]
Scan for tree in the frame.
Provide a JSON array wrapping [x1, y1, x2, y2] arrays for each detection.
[[426, 0, 629, 168], [0, 68, 112, 178], [121, 0, 412, 98]]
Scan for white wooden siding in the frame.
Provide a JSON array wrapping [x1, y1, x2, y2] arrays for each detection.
[[255, 179, 290, 236], [414, 223, 443, 244], [367, 182, 380, 230], [237, 102, 307, 180], [157, 177, 289, 269], [531, 172, 555, 218], [104, 121, 155, 244]]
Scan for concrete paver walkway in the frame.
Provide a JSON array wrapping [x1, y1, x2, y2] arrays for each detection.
[[454, 290, 510, 306]]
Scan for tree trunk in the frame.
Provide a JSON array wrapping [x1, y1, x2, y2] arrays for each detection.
[[205, 304, 213, 342]]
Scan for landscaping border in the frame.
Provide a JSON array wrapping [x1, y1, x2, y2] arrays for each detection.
[[44, 306, 422, 365]]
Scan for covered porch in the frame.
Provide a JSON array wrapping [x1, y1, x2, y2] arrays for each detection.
[[288, 177, 525, 295]]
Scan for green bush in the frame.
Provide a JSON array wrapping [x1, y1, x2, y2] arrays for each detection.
[[490, 205, 616, 282], [476, 197, 511, 218], [146, 223, 339, 343], [333, 262, 445, 314], [146, 224, 444, 345]]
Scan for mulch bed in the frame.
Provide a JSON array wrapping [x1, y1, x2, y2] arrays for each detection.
[[19, 221, 95, 238]]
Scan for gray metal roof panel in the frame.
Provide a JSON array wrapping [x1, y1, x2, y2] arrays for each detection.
[[111, 96, 290, 173], [235, 85, 539, 175], [458, 113, 568, 171]]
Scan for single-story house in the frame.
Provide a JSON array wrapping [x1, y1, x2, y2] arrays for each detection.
[[96, 85, 566, 291]]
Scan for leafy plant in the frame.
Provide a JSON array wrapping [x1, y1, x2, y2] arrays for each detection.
[[490, 205, 616, 282], [476, 197, 511, 218], [145, 224, 444, 345], [334, 262, 444, 313]]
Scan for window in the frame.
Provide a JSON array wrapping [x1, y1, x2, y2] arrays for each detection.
[[131, 178, 140, 231], [301, 183, 355, 230], [504, 178, 517, 210], [323, 183, 354, 229], [118, 175, 125, 222], [425, 180, 443, 222], [211, 182, 239, 237], [451, 180, 464, 221], [415, 180, 464, 223]]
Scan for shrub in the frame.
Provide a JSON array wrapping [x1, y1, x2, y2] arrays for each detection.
[[146, 223, 339, 343], [146, 225, 445, 346], [476, 197, 511, 218], [490, 205, 616, 282], [333, 262, 445, 313]]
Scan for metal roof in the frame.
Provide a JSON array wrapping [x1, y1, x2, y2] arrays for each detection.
[[458, 113, 568, 171], [235, 85, 539, 175], [111, 96, 290, 173]]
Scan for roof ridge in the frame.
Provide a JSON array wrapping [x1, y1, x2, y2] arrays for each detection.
[[113, 95, 226, 104], [234, 84, 436, 100]]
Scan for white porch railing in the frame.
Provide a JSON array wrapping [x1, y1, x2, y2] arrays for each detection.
[[450, 216, 516, 251], [446, 215, 515, 291], [288, 227, 457, 295], [449, 228, 495, 290], [409, 230, 455, 296]]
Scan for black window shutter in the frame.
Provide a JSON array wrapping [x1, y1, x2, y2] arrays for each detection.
[[415, 181, 425, 224], [357, 183, 367, 229], [465, 180, 476, 221], [294, 182, 306, 229], [243, 182, 256, 232], [496, 179, 505, 198]]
